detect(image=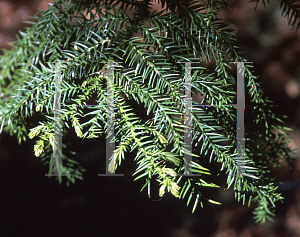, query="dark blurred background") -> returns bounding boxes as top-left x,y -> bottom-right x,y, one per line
1,0 -> 300,236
